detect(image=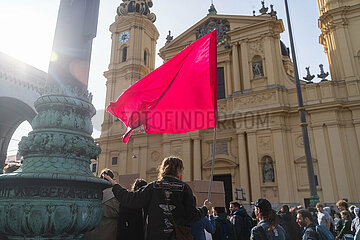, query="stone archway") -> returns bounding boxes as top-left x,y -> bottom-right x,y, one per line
0,52 -> 46,170
0,97 -> 37,170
